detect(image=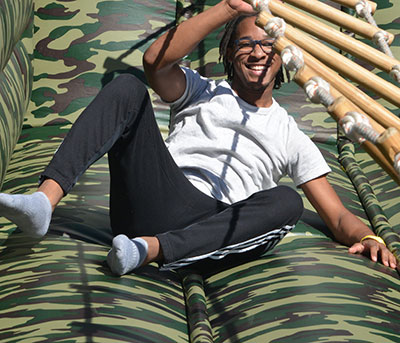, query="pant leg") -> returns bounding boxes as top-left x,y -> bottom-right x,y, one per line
104,79 -> 227,238
40,74 -> 157,195
41,73 -> 225,238
158,185 -> 304,270
41,73 -> 303,271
